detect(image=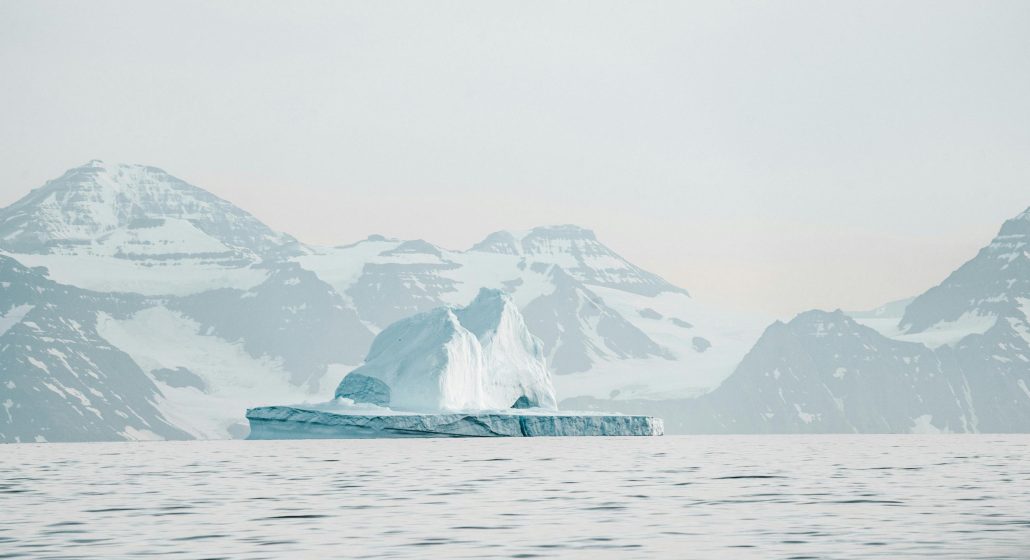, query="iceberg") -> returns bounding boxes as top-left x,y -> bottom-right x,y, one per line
247,289 -> 662,438
335,288 -> 557,411
247,403 -> 663,439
